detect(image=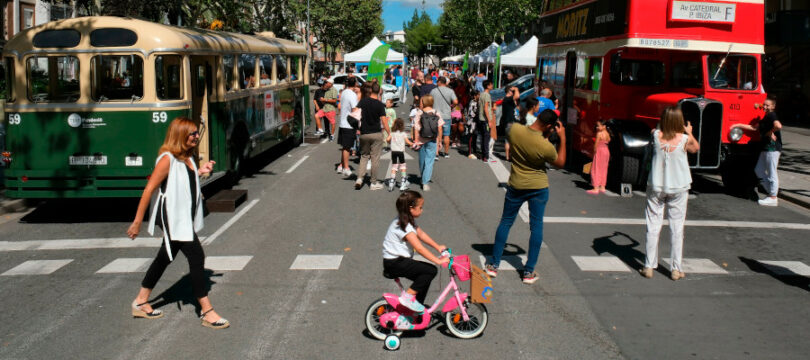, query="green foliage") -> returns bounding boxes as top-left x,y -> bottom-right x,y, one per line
388,39 -> 405,53
439,0 -> 543,52
404,10 -> 446,61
